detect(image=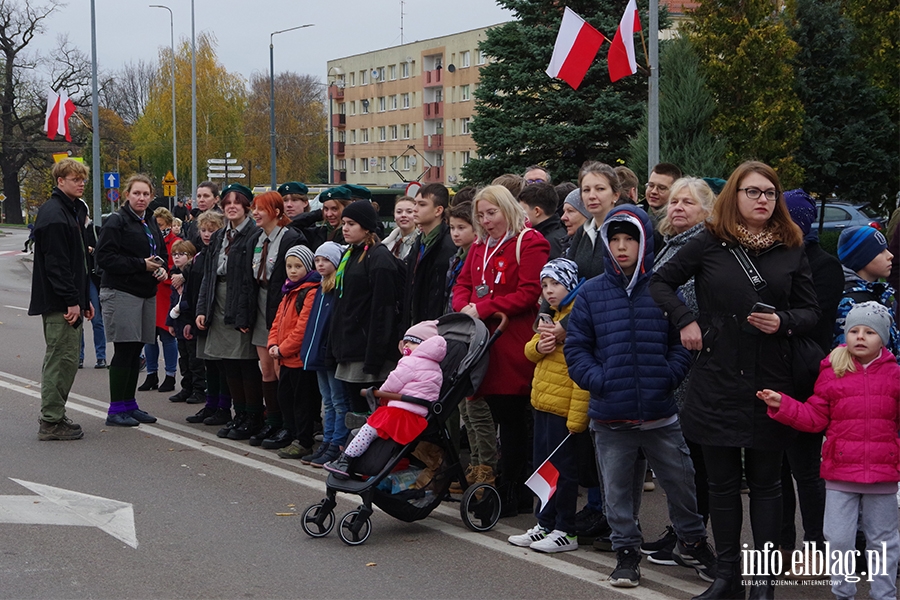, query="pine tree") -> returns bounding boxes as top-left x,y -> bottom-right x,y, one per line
461,0 -> 662,186
789,0 -> 898,208
686,0 -> 805,187
628,35 -> 727,180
